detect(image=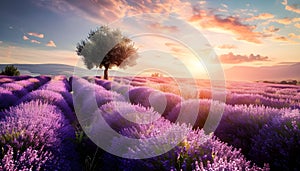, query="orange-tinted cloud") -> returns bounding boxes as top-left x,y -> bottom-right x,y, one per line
46,40 -> 57,47
165,42 -> 186,54
295,23 -> 300,28
285,4 -> 300,14
281,0 -> 300,13
282,0 -> 288,5
288,33 -> 300,39
170,47 -> 184,53
268,17 -> 300,25
165,42 -> 180,47
217,44 -> 237,49
247,13 -> 274,21
189,10 -> 262,43
273,17 -> 292,25
30,40 -> 41,44
28,32 -> 44,39
149,23 -> 178,32
198,1 -> 206,5
219,52 -> 269,64
264,25 -> 280,33
274,36 -> 289,41
23,35 -> 29,41
35,0 -> 190,23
